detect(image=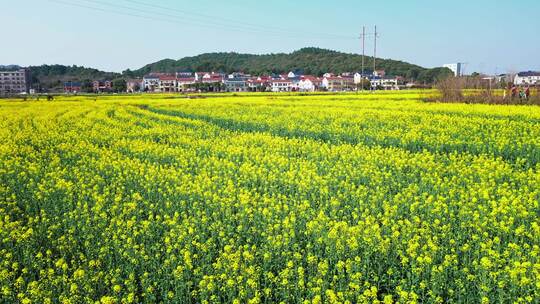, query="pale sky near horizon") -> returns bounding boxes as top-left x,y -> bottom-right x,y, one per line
2,0 -> 539,74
